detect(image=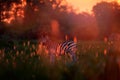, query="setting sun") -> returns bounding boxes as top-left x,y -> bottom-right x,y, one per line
66,0 -> 120,14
